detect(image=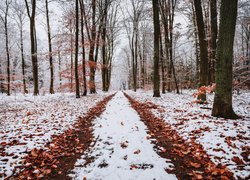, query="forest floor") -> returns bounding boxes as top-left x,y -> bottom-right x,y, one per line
0,90 -> 249,179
